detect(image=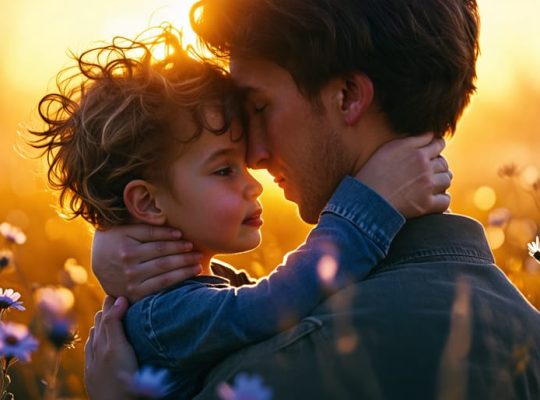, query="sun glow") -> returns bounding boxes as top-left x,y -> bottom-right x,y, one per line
2,1 -> 198,94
